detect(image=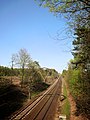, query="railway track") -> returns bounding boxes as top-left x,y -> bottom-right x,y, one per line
10,78 -> 61,120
